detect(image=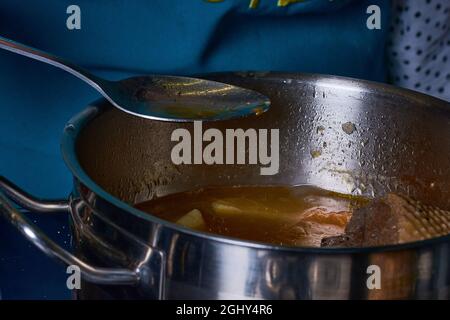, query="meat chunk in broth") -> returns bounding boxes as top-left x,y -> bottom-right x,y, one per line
321,193 -> 450,247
